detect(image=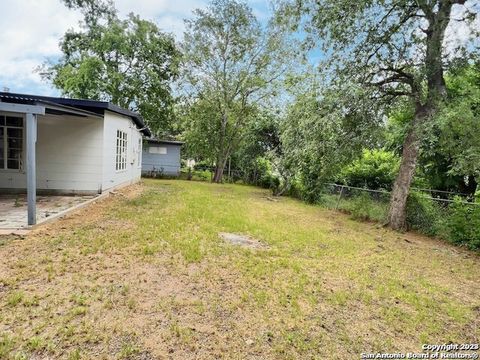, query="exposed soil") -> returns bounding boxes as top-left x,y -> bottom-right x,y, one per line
0,180 -> 478,360
219,232 -> 269,249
